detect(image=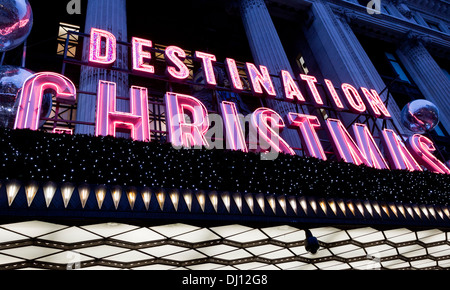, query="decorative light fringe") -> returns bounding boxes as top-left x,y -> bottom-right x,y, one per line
267,195 -> 276,214
61,183 -> 75,208
2,180 -> 450,225
126,187 -> 137,210
2,128 -> 449,215
256,194 -> 265,214
183,191 -> 192,212
337,200 -> 346,216
169,190 -> 179,211
111,186 -> 122,210
196,192 -> 206,212
43,181 -> 57,208
25,181 -> 39,207
221,192 -> 231,213
287,196 -> 297,215
209,192 -> 218,212
78,184 -> 90,209
156,191 -> 165,211
141,187 -> 152,211
278,196 -> 287,215
95,185 -> 107,209
233,193 -> 242,213
245,193 -> 254,213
